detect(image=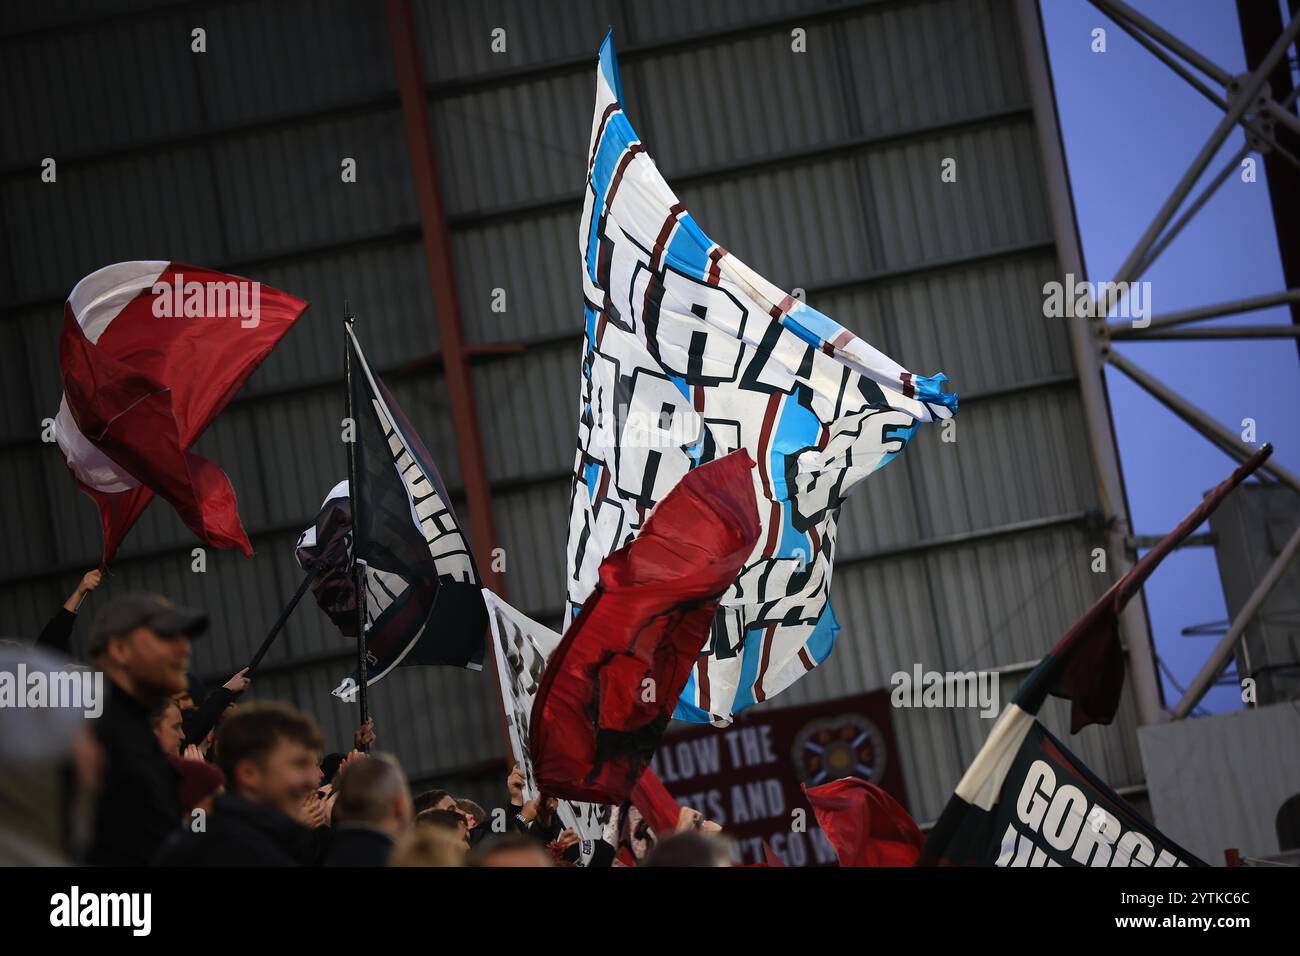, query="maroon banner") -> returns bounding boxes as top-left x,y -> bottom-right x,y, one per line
650,690 -> 907,866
